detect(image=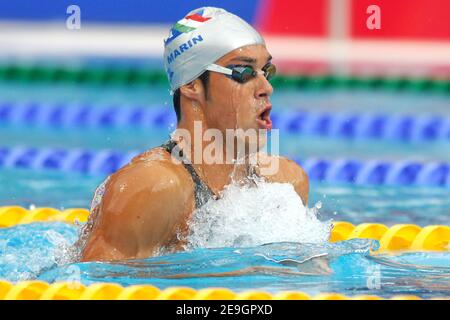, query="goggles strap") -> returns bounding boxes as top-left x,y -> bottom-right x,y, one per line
205,64 -> 233,76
